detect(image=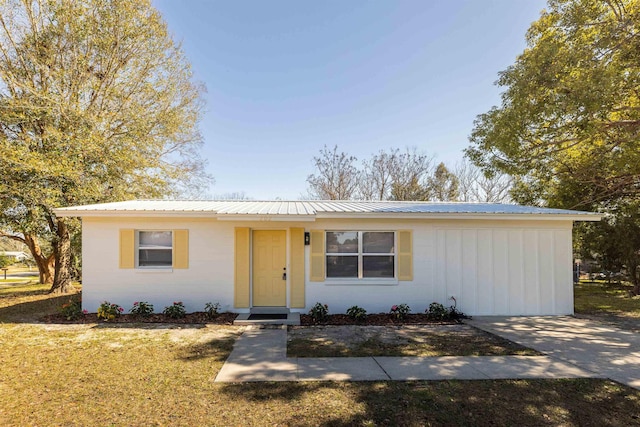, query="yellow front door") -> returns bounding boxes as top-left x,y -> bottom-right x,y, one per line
252,230 -> 286,306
